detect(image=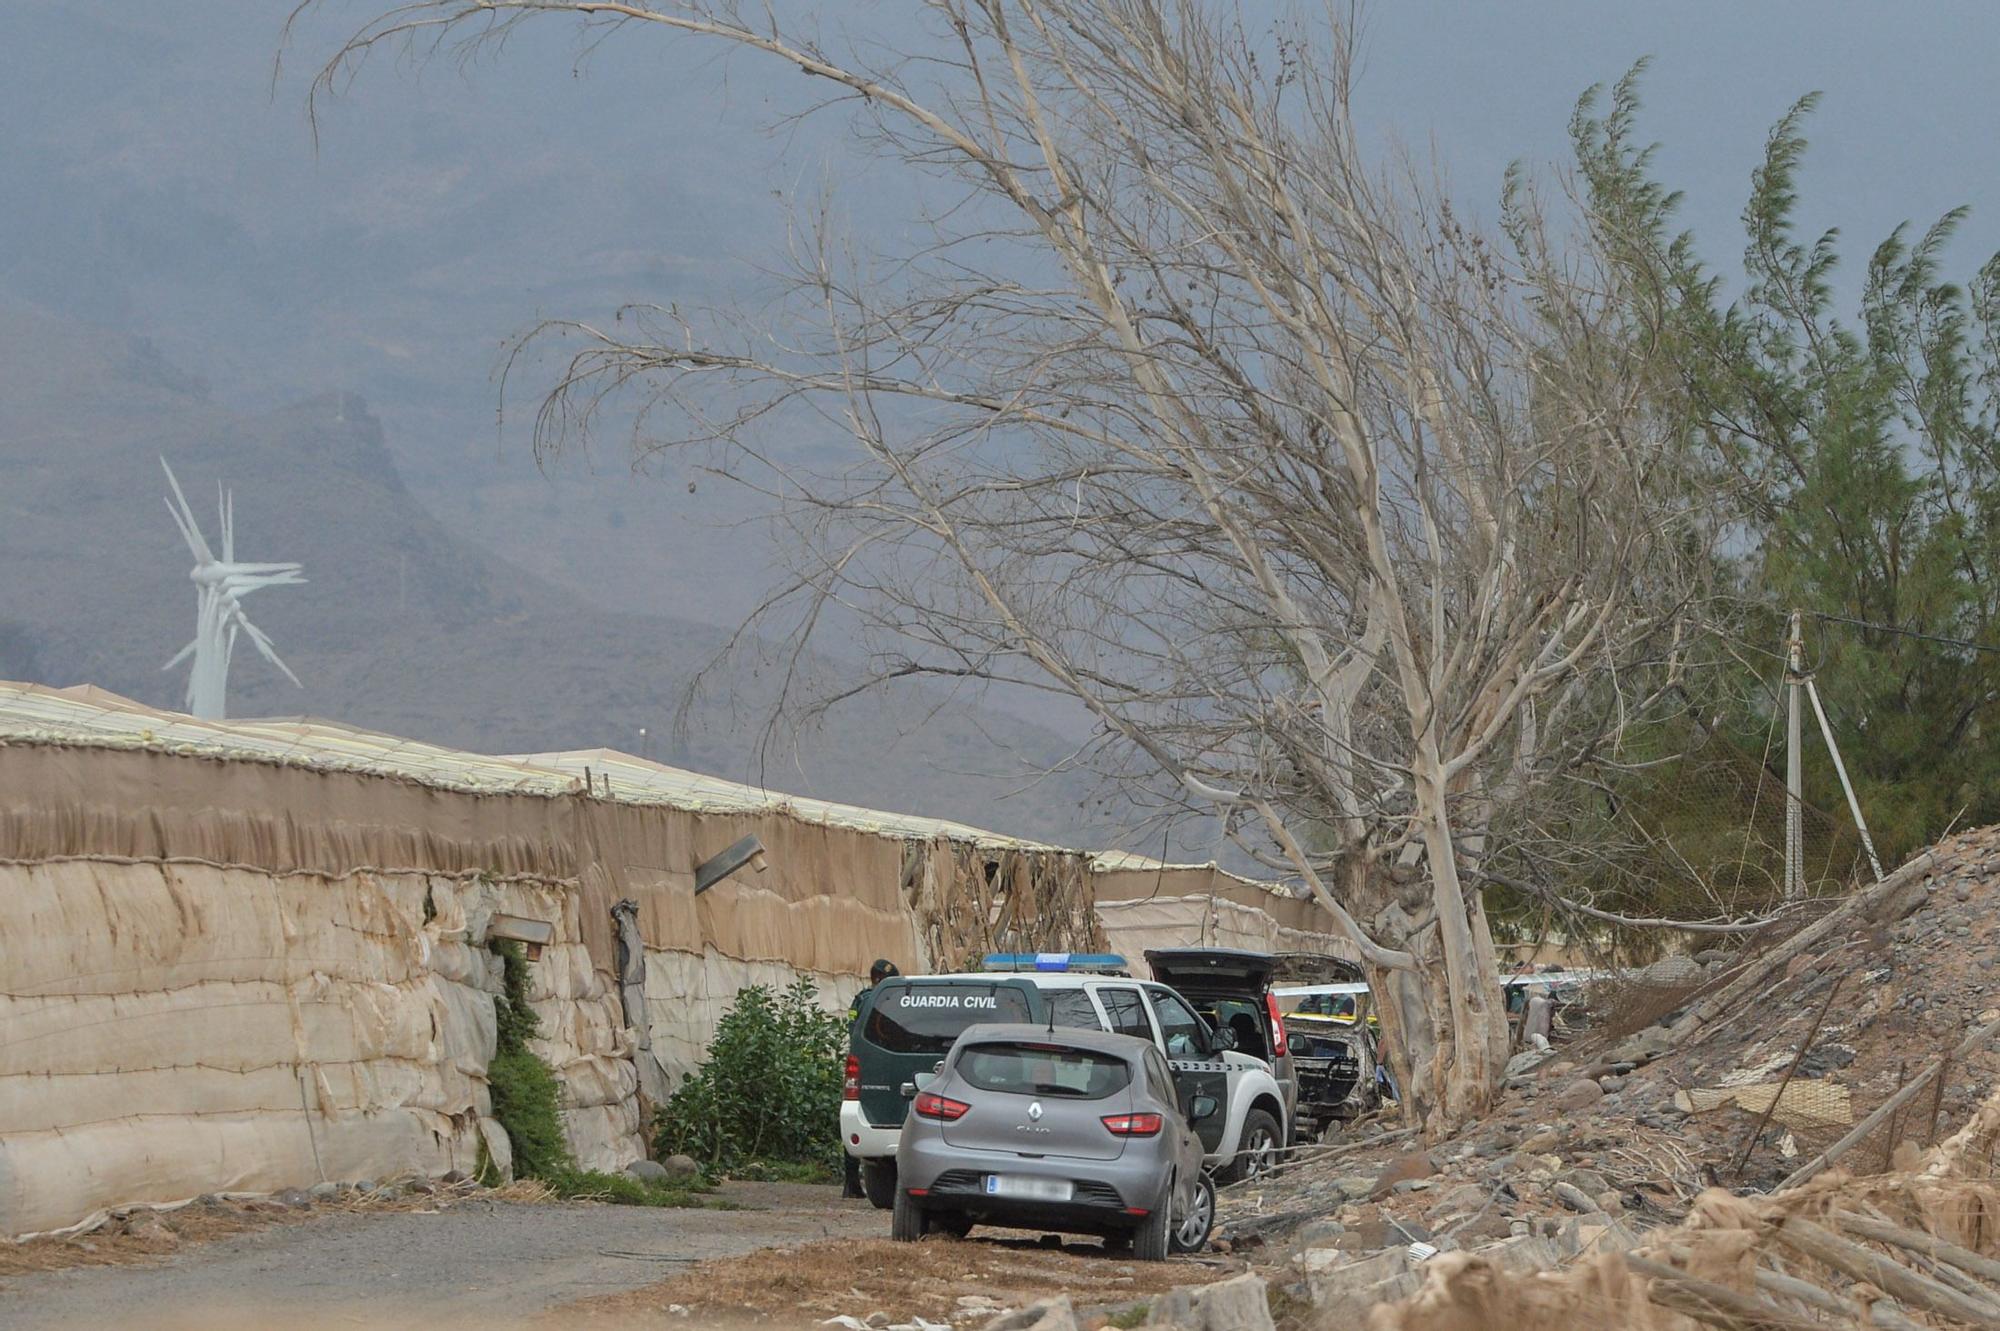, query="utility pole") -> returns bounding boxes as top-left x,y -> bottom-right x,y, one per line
1785,611 -> 1806,900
